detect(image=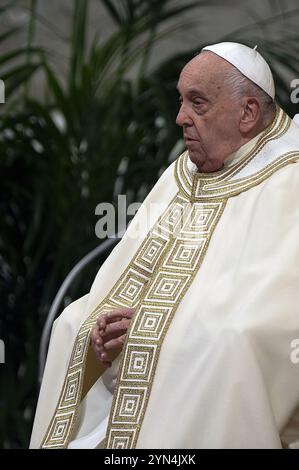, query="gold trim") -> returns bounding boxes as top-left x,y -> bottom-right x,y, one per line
41,107 -> 298,449
40,193 -> 181,448
105,199 -> 226,448
41,191 -> 226,449
175,108 -> 293,201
